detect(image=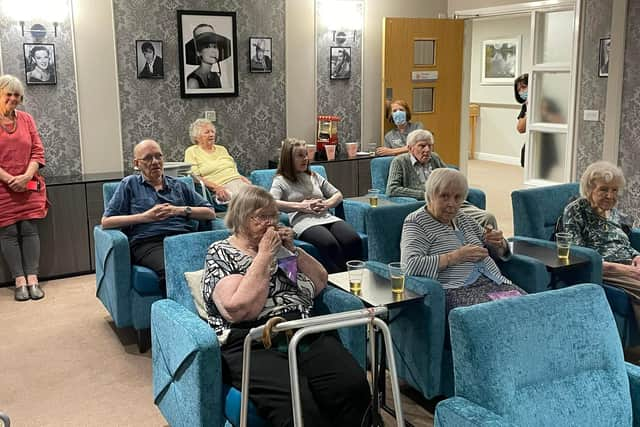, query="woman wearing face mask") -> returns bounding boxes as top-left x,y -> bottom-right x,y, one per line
376,99 -> 424,156
514,73 -> 528,167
